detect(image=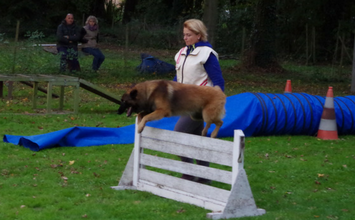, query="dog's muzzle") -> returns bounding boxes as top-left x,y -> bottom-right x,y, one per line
117,103 -> 133,117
